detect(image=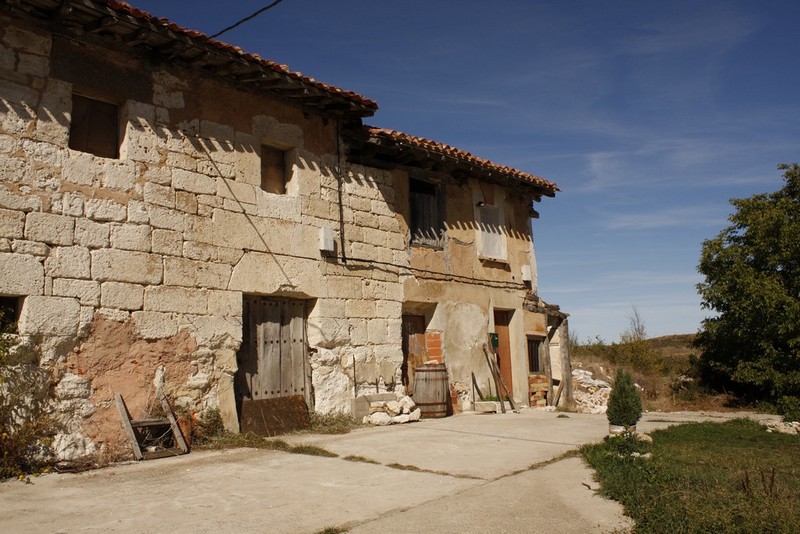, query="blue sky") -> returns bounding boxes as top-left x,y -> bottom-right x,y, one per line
133,0 -> 800,341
